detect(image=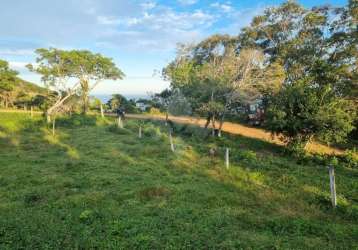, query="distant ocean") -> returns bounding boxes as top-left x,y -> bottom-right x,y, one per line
93,94 -> 150,103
